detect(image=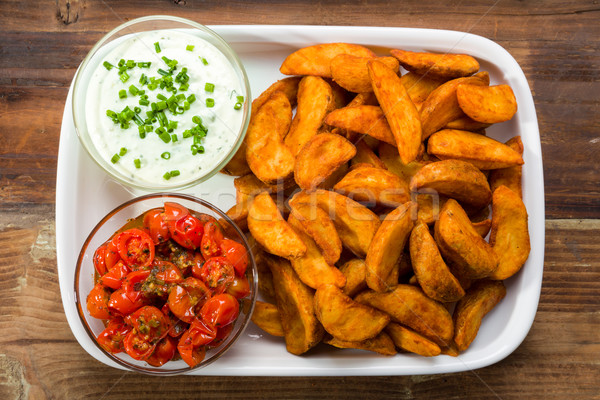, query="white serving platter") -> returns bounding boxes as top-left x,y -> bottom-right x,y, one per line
56,25 -> 545,376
